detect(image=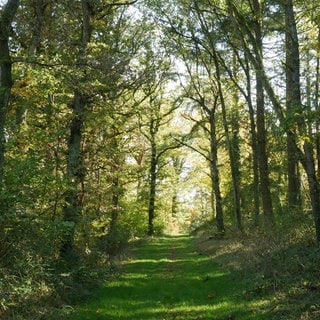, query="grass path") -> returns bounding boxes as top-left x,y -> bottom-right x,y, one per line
70,235 -> 270,320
